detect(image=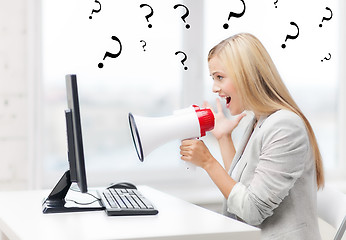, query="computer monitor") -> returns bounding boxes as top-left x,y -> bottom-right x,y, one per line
65,74 -> 87,193
42,74 -> 103,213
